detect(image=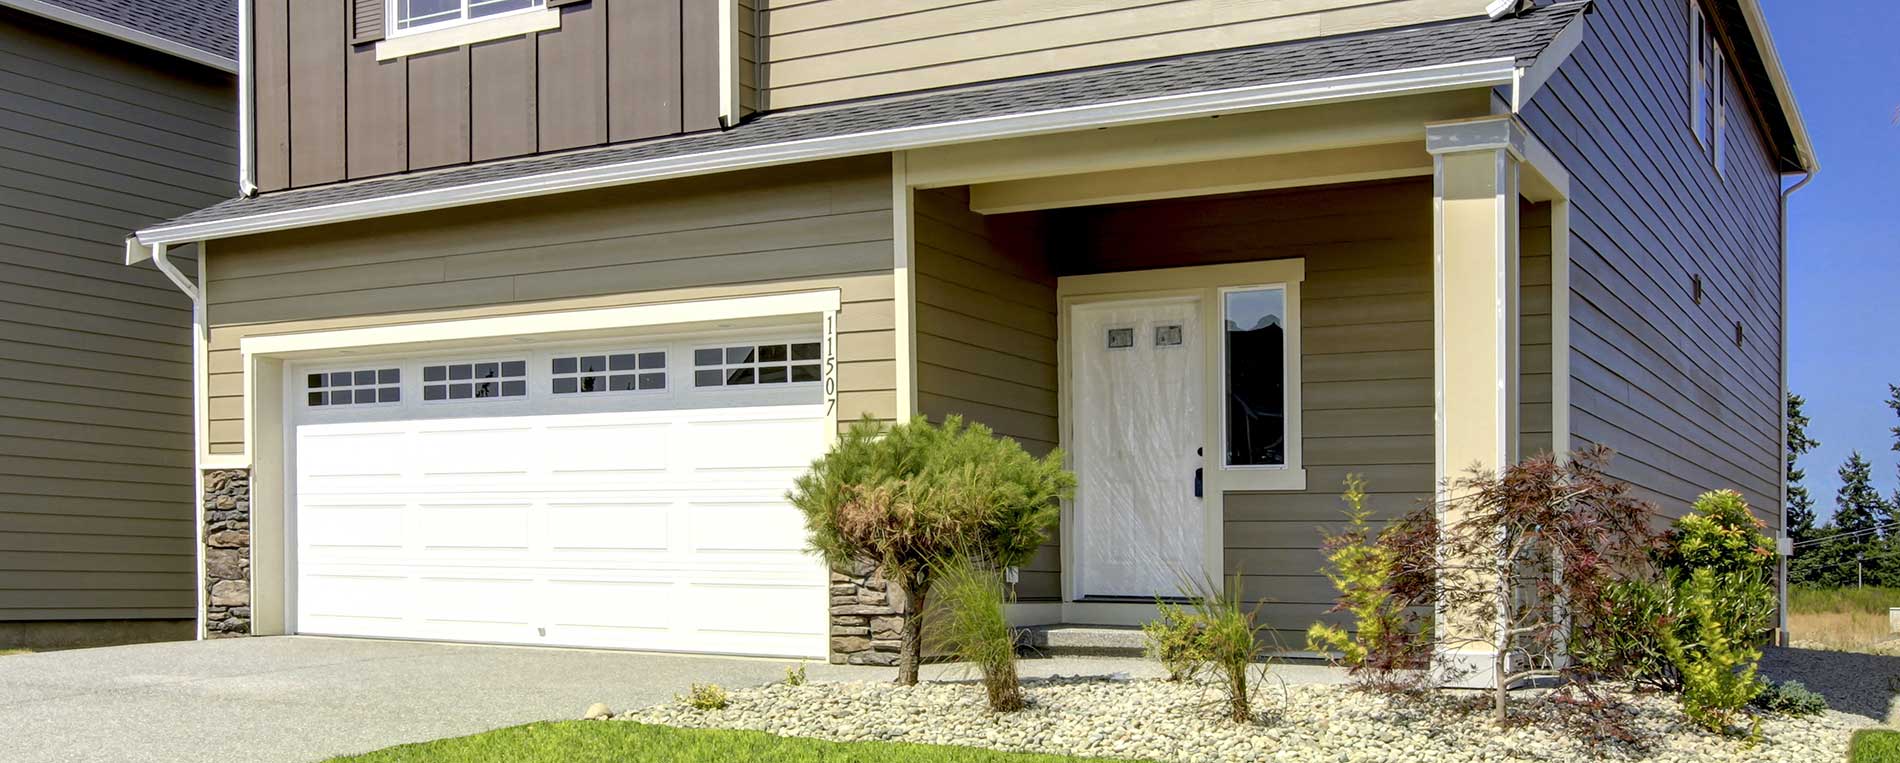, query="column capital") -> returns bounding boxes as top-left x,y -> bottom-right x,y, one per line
1424,116 -> 1527,159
